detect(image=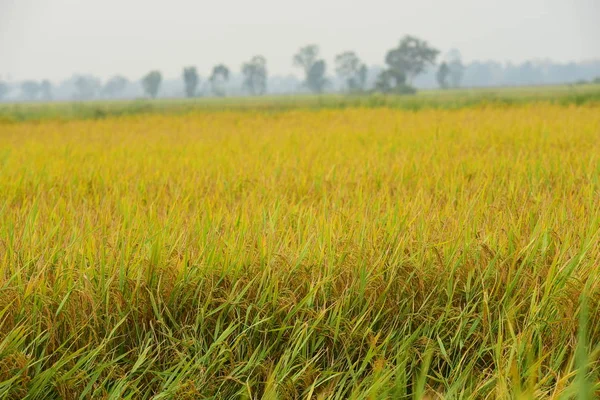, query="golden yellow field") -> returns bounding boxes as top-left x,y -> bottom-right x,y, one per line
1,104 -> 599,398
